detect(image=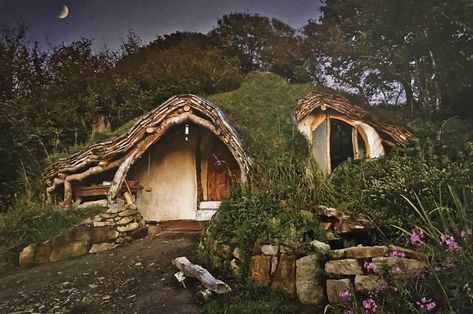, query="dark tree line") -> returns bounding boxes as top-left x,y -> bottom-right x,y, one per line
0,3 -> 472,209
305,0 -> 473,112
